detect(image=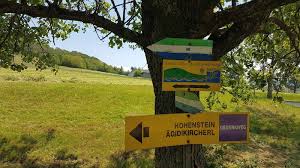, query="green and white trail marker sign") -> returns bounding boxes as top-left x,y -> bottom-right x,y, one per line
147,38 -> 215,61
175,91 -> 204,113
